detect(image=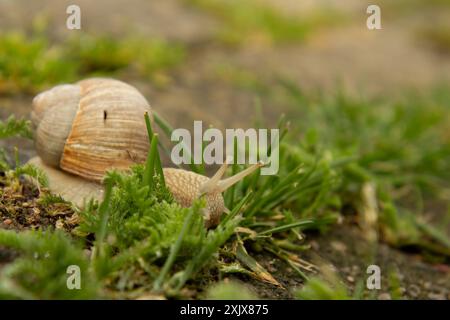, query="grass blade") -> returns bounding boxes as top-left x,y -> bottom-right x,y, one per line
143,134 -> 159,189
235,242 -> 282,288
